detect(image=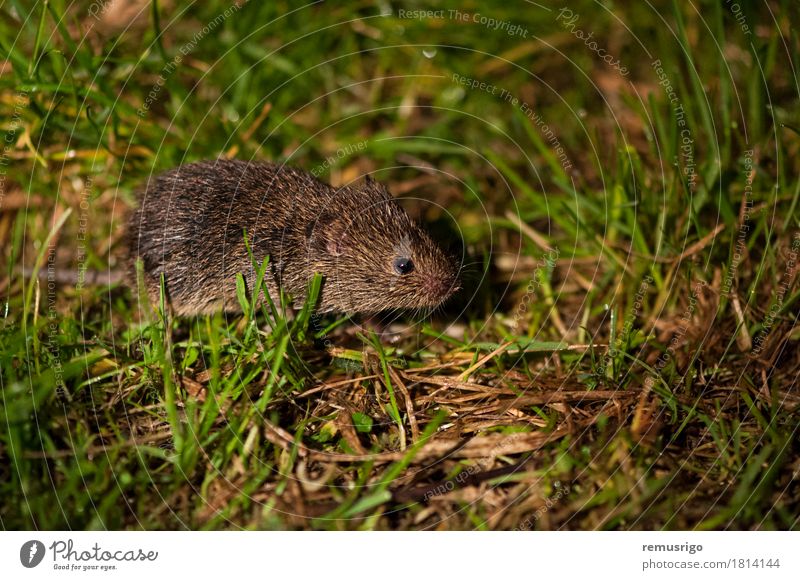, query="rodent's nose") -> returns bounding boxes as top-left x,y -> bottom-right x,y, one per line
424,275 -> 458,301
